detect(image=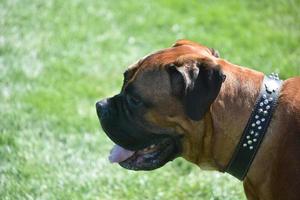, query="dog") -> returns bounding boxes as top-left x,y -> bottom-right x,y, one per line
96,40 -> 300,200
